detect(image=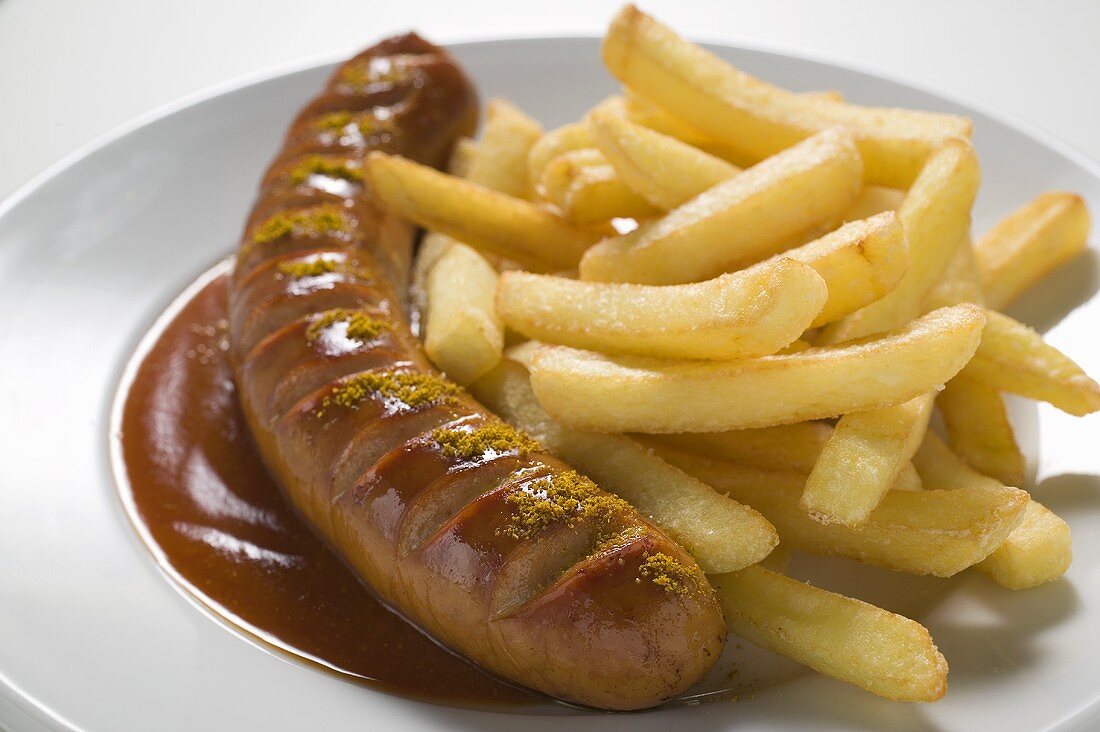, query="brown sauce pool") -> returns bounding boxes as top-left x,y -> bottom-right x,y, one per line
113,260 -> 544,710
